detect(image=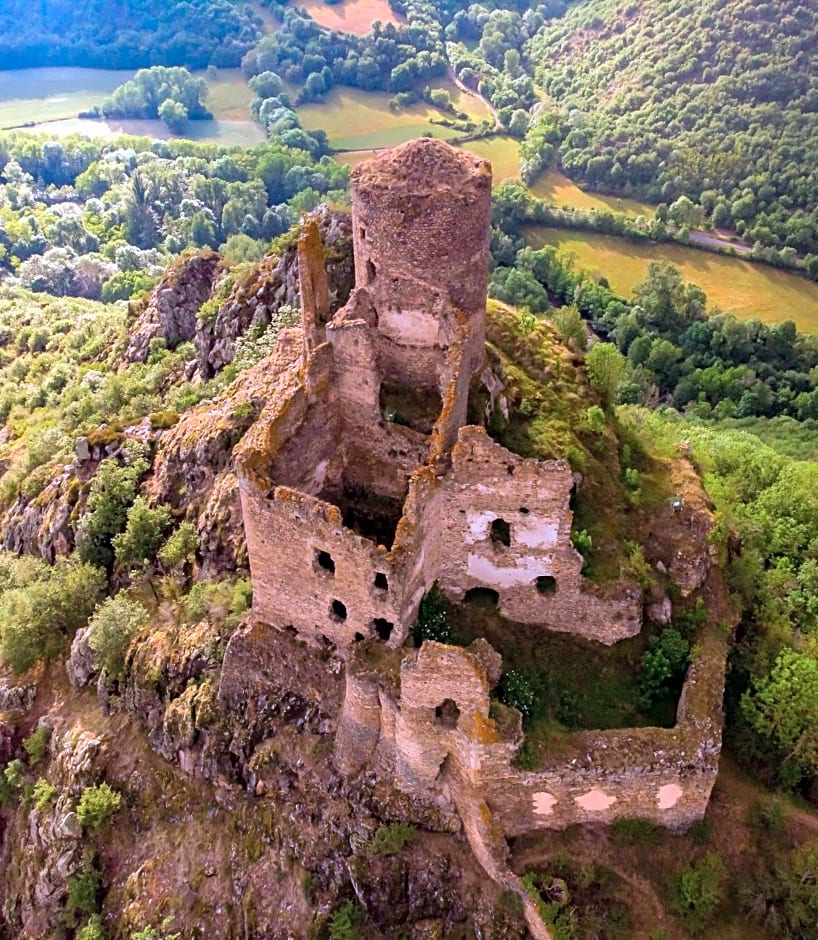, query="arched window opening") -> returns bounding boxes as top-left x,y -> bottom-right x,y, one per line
434,698 -> 461,729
